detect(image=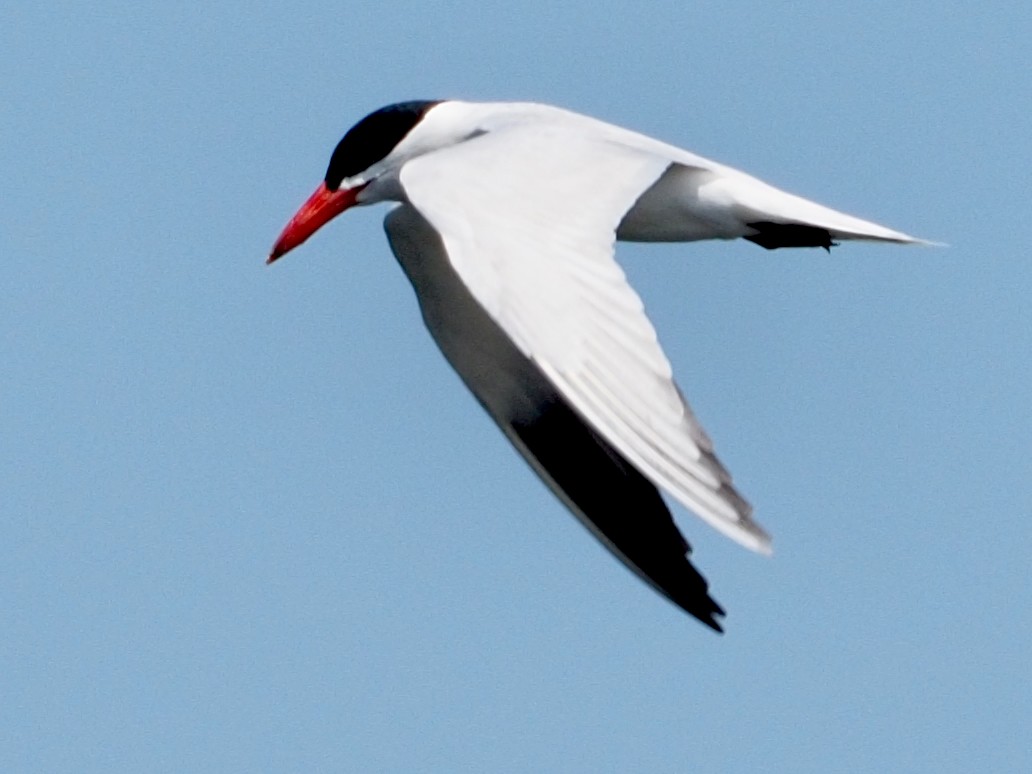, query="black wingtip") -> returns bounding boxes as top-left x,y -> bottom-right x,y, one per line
508,397 -> 731,634
670,590 -> 725,633
696,612 -> 725,634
